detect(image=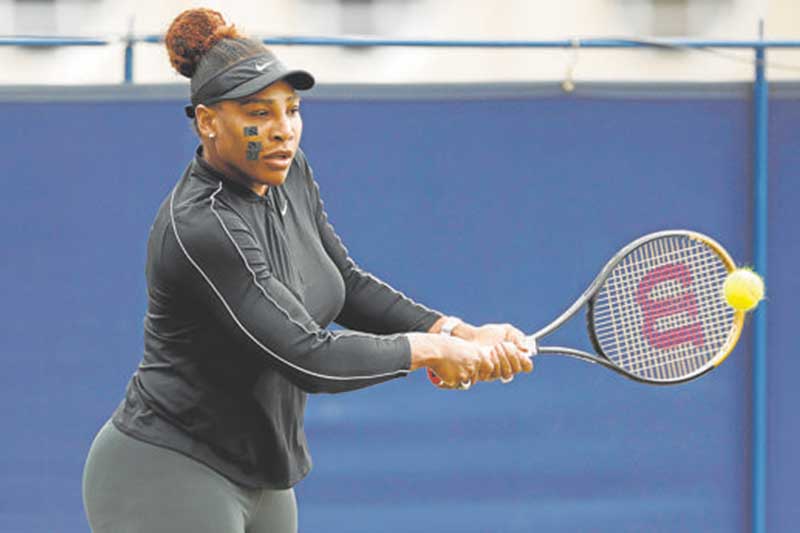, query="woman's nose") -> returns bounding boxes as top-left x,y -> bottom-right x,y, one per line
270,115 -> 294,141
